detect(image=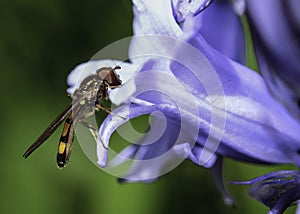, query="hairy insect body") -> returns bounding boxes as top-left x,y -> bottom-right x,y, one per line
23,66 -> 122,168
